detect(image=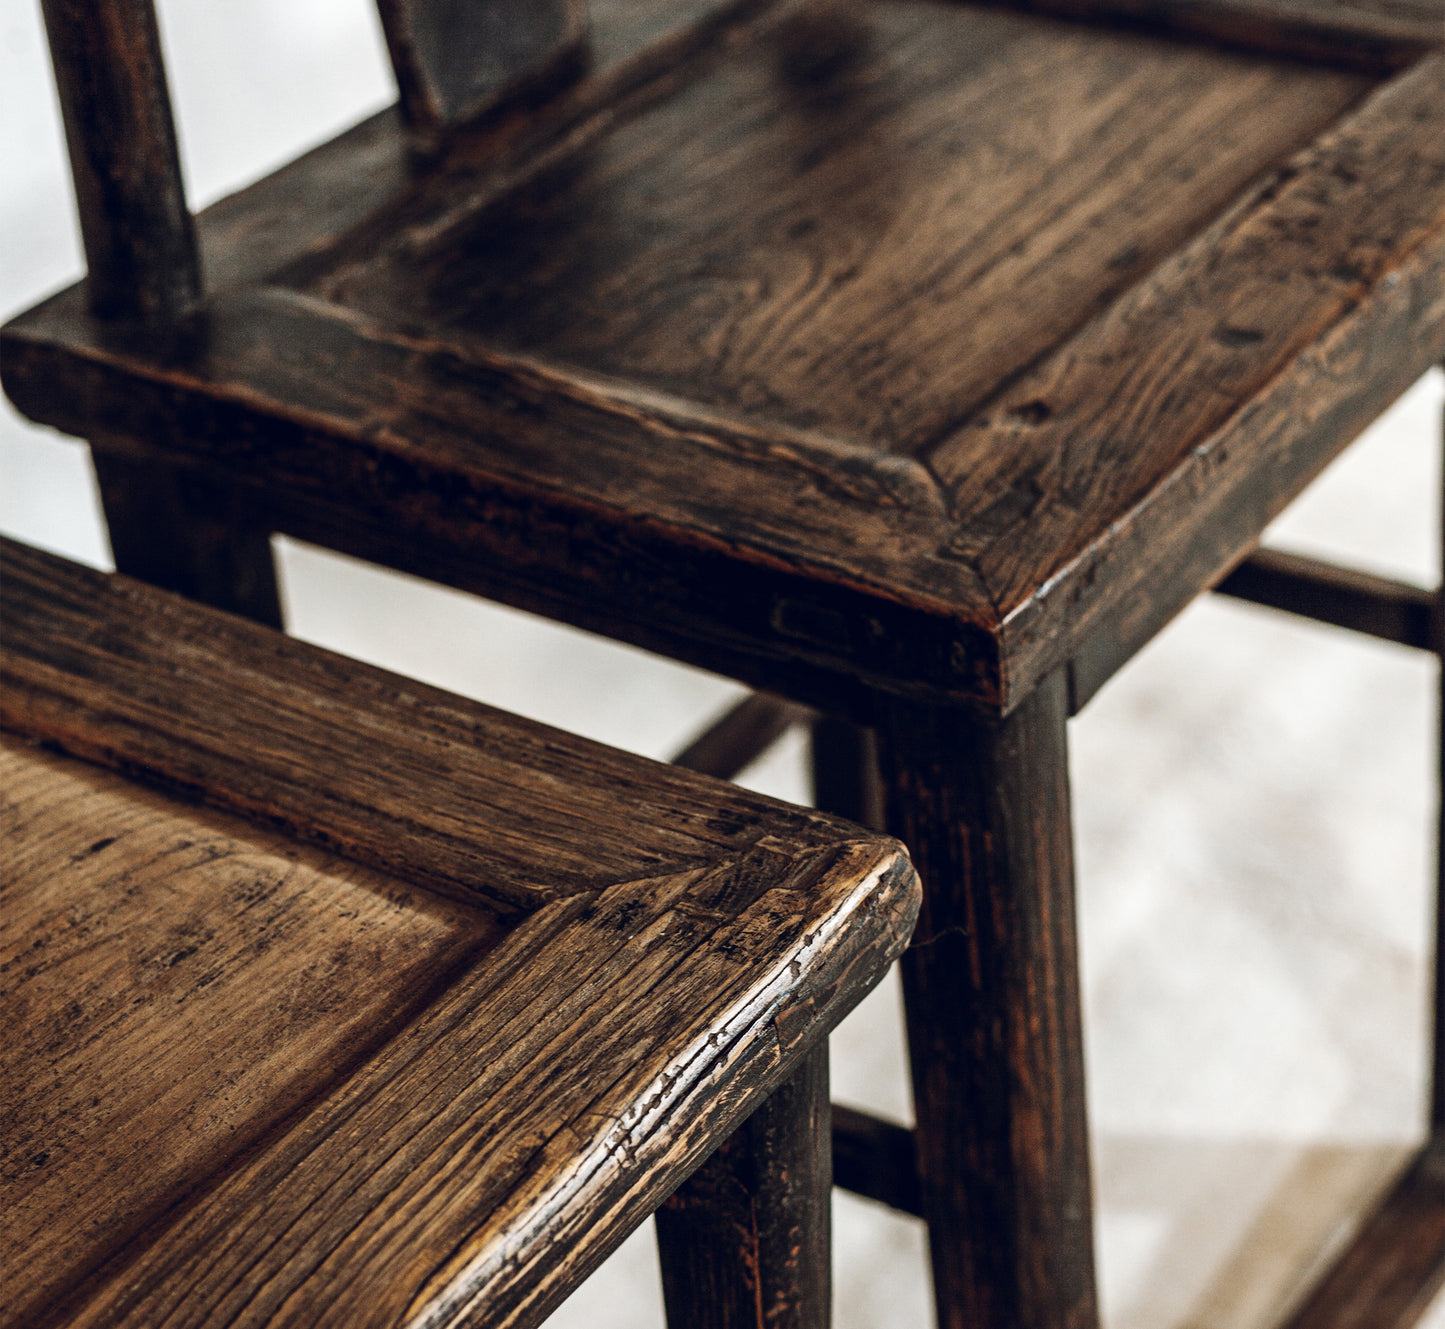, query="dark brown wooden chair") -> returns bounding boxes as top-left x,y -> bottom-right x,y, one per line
3,1 -> 1443,1325
0,536 -> 919,1329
